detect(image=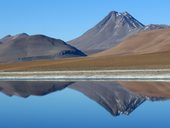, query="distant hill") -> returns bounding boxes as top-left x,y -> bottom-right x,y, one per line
69,11 -> 170,55
0,33 -> 86,63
